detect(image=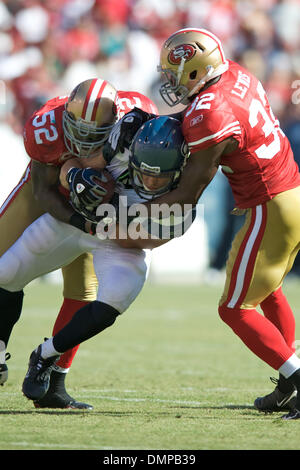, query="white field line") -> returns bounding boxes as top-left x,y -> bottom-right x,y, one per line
8,442 -> 147,450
